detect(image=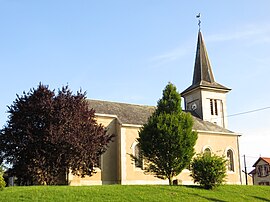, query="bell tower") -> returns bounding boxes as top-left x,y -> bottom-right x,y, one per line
181,31 -> 231,128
